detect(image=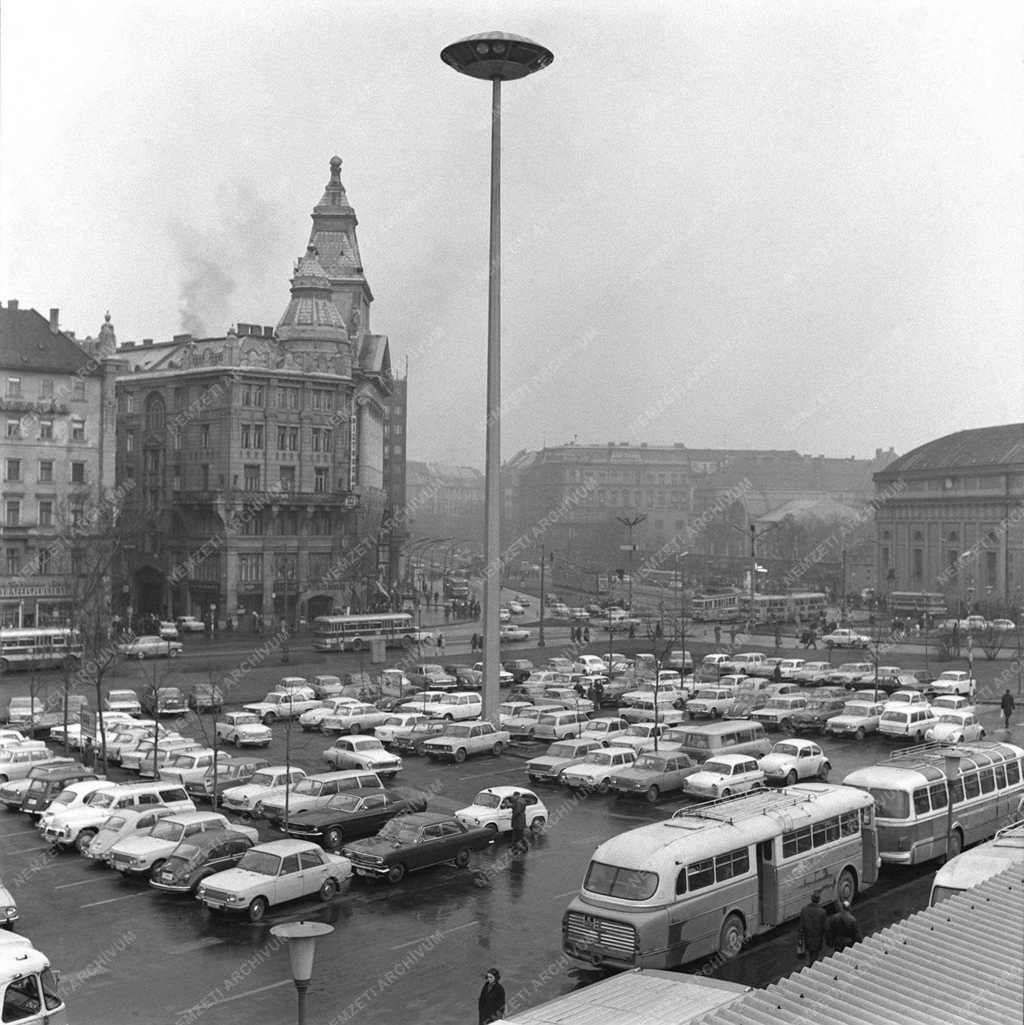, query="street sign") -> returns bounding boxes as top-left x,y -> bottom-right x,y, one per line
80,708 -> 96,742
370,638 -> 386,664
619,544 -> 638,551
